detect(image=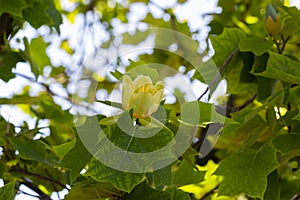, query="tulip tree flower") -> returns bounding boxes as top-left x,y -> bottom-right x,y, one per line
265,4 -> 282,35
122,75 -> 164,118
